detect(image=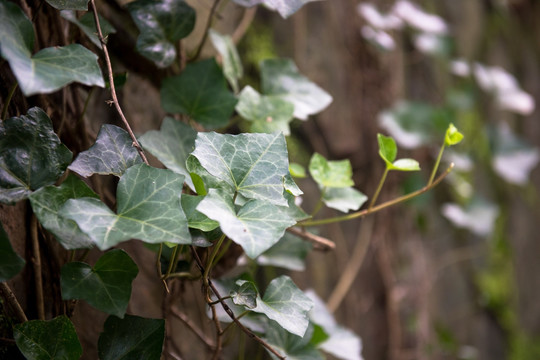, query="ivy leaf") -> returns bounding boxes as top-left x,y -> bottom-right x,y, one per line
191,132 -> 290,206
139,117 -> 197,190
209,29 -> 243,93
231,280 -> 258,309
263,321 -> 324,360
284,174 -> 303,196
127,0 -> 195,68
290,163 -> 307,178
196,189 -> 296,259
29,174 -> 98,250
388,158 -> 420,171
236,86 -> 295,135
309,153 -> 354,188
322,187 -> 367,213
45,0 -> 88,10
60,164 -> 191,250
378,134 -> 420,171
251,275 -> 313,336
0,107 -> 72,204
260,58 -> 332,120
69,124 -> 143,178
181,195 -> 219,231
60,11 -> 116,49
257,232 -> 311,271
98,315 -> 165,360
14,315 -> 82,360
161,58 -> 237,128
445,123 -> 464,146
0,1 -> 104,95
61,249 -> 138,318
282,191 -> 310,222
232,0 -> 321,19
0,222 -> 25,282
